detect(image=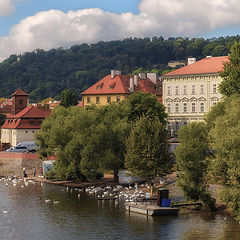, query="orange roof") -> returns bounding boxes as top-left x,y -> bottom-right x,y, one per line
76,101 -> 83,107
2,105 -> 51,129
81,74 -> 159,95
11,88 -> 29,96
163,56 -> 229,76
6,105 -> 51,119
